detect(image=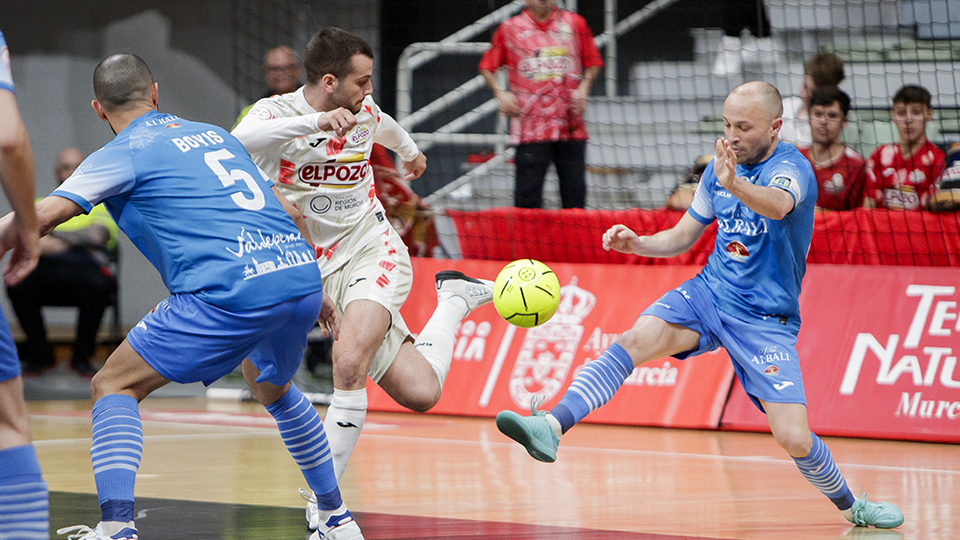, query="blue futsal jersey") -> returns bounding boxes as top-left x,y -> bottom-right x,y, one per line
687,142 -> 817,332
0,31 -> 13,93
52,110 -> 322,311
